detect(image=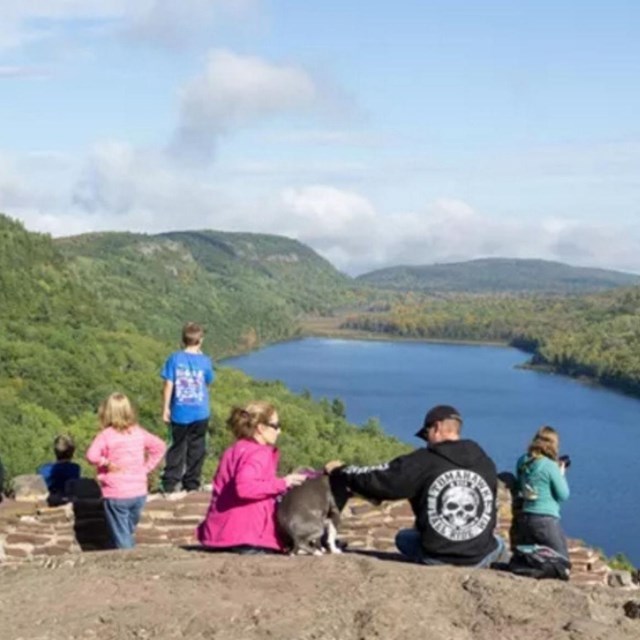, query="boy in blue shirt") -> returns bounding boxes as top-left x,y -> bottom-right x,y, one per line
37,434 -> 82,504
161,322 -> 215,493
